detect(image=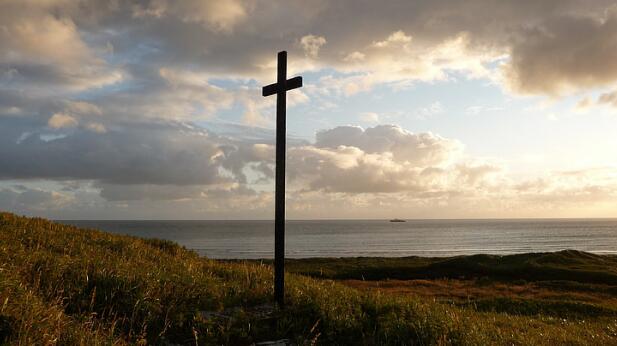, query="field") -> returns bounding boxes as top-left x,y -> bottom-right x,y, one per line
2,212 -> 617,345
282,254 -> 617,320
